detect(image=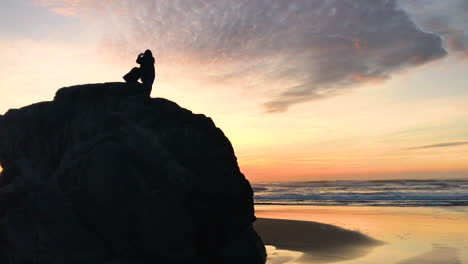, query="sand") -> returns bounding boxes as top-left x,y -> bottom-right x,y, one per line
254,218 -> 382,263
254,205 -> 468,264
